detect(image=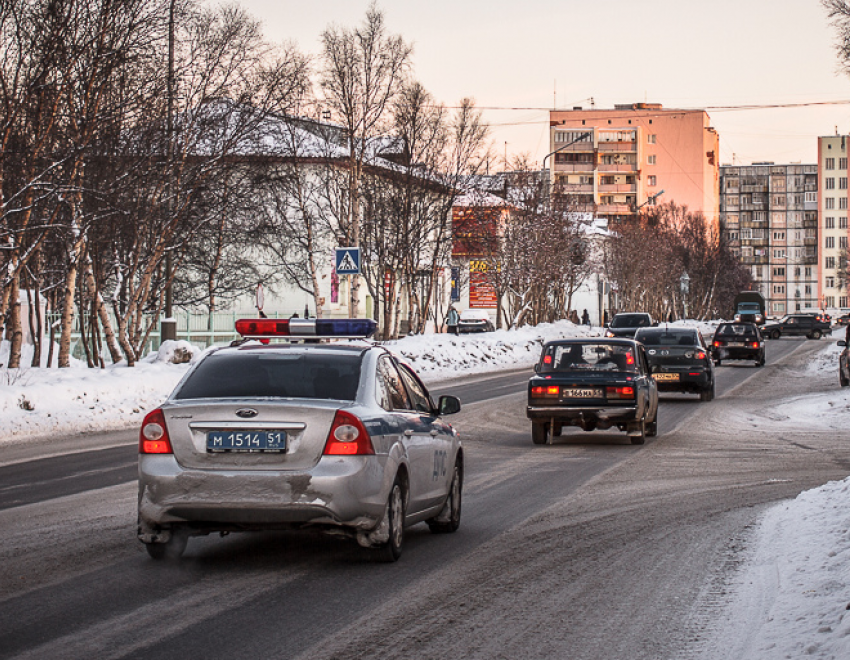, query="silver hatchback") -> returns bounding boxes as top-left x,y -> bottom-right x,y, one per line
138,319 -> 463,561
